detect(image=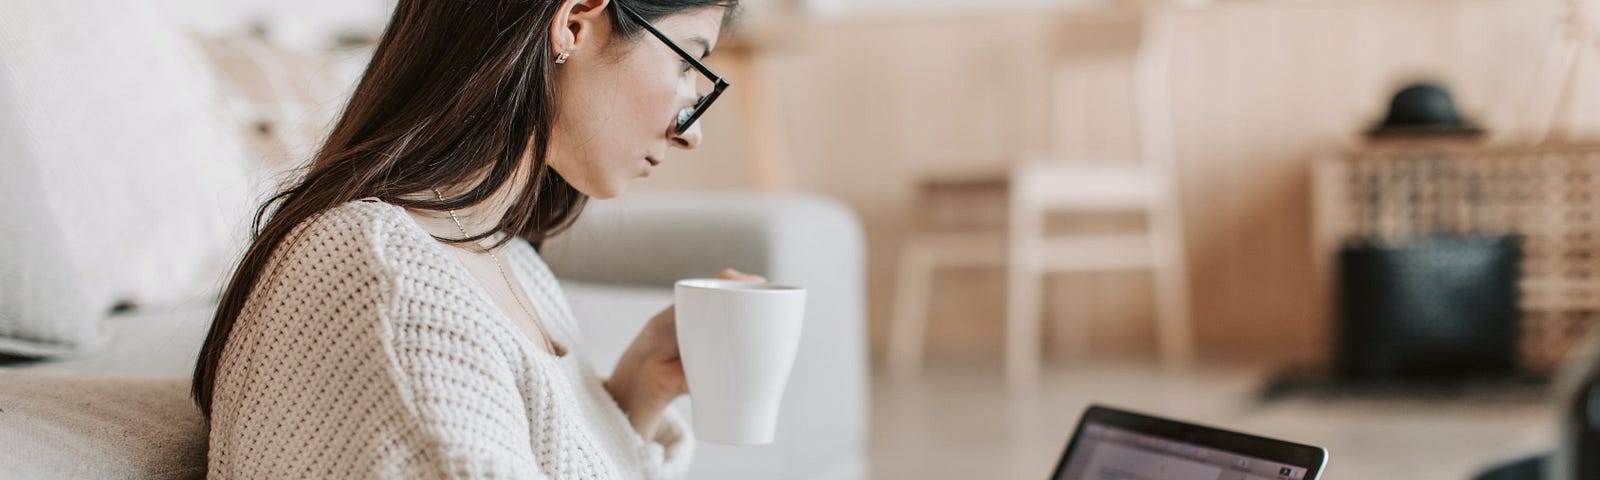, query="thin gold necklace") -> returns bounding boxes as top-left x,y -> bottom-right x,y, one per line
433,190 -> 559,356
